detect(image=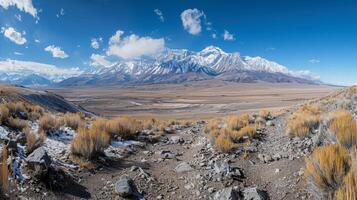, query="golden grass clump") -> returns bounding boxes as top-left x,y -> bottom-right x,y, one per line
328,110 -> 357,149
227,114 -> 249,131
0,145 -> 8,193
63,112 -> 84,131
215,131 -> 236,152
305,144 -> 351,198
26,131 -> 45,154
39,114 -> 62,134
286,105 -> 321,137
106,116 -> 141,139
230,125 -> 257,140
334,165 -> 357,200
71,119 -> 110,159
7,117 -> 28,131
0,105 -> 9,125
205,118 -> 222,139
